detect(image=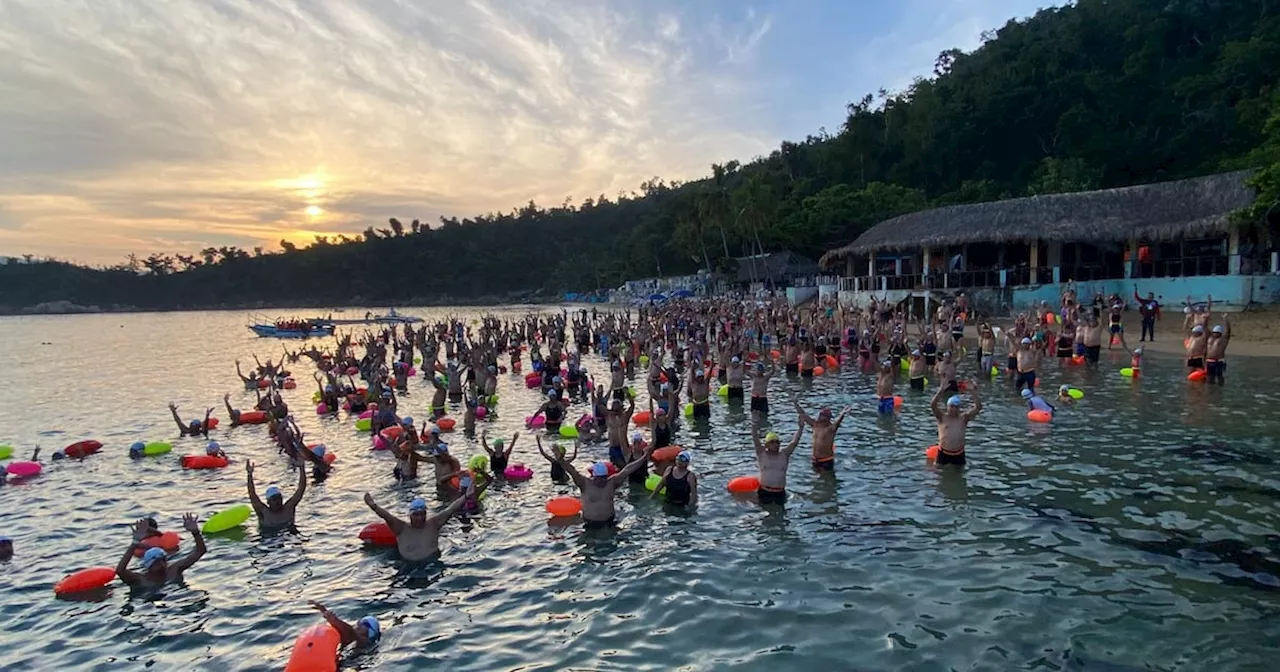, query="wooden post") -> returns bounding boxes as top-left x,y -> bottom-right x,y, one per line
1125,237 -> 1137,279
